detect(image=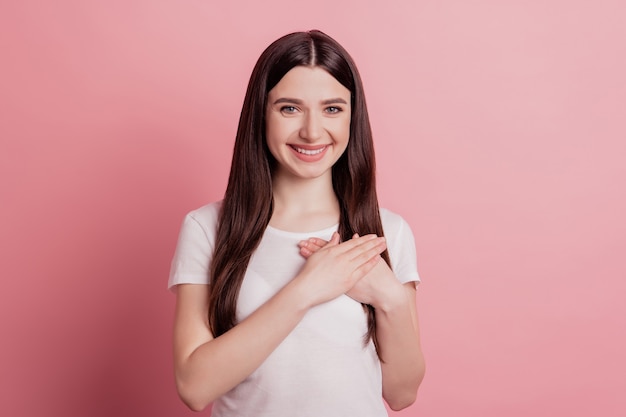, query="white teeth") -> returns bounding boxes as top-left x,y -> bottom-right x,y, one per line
294,146 -> 326,155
